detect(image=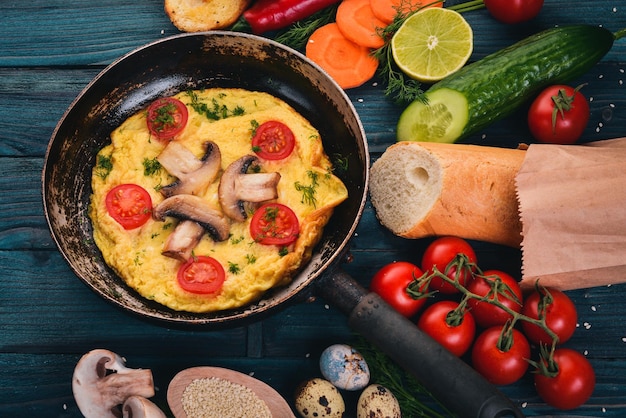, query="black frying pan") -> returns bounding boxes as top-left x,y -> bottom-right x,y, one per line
42,32 -> 523,417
